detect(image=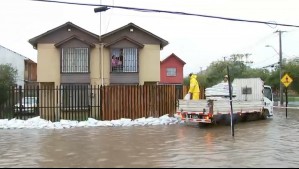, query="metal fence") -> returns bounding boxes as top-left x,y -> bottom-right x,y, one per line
0,84 -> 185,121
